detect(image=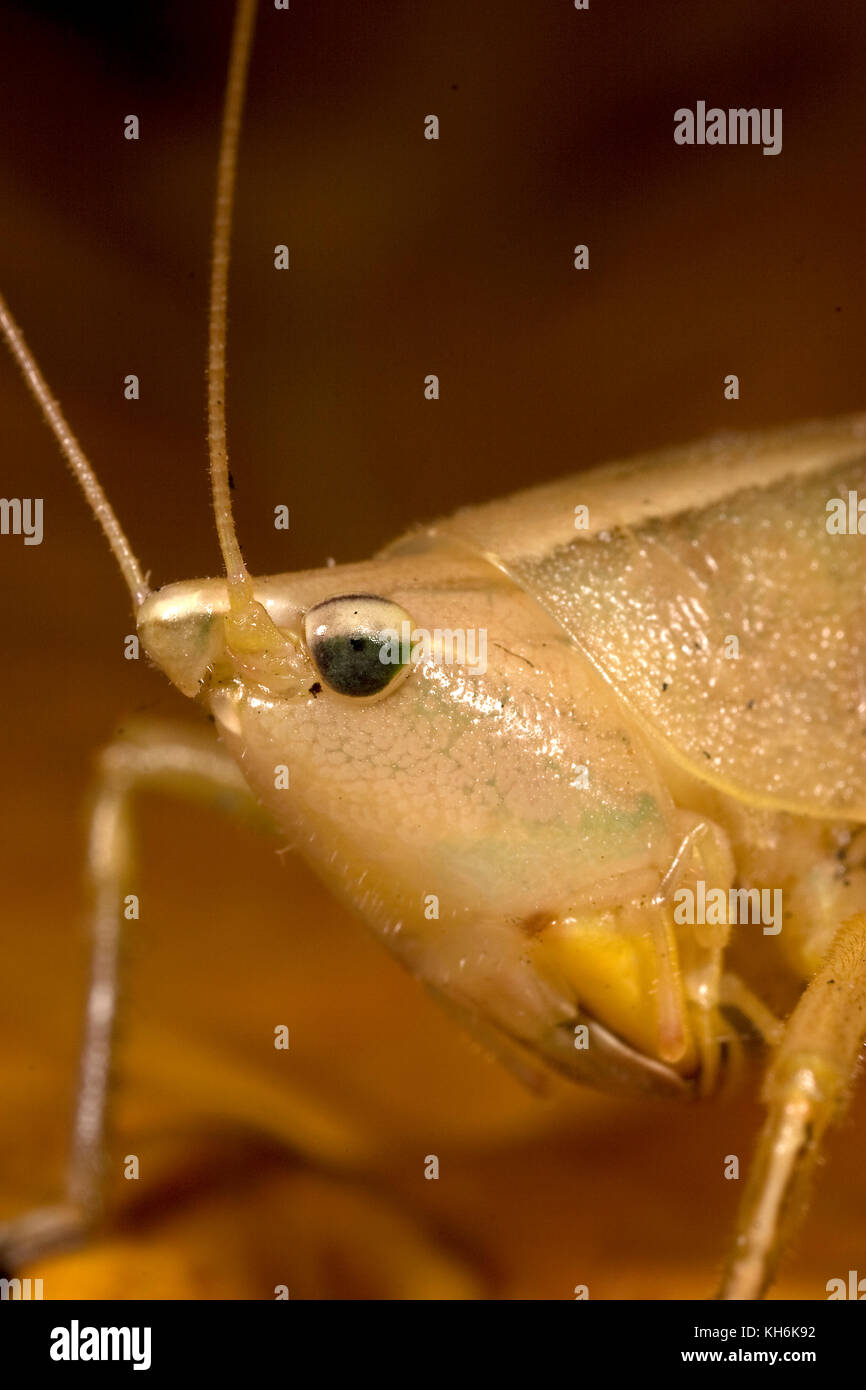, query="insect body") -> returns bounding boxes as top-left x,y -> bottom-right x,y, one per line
2,0 -> 866,1301
140,416 -> 866,1107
